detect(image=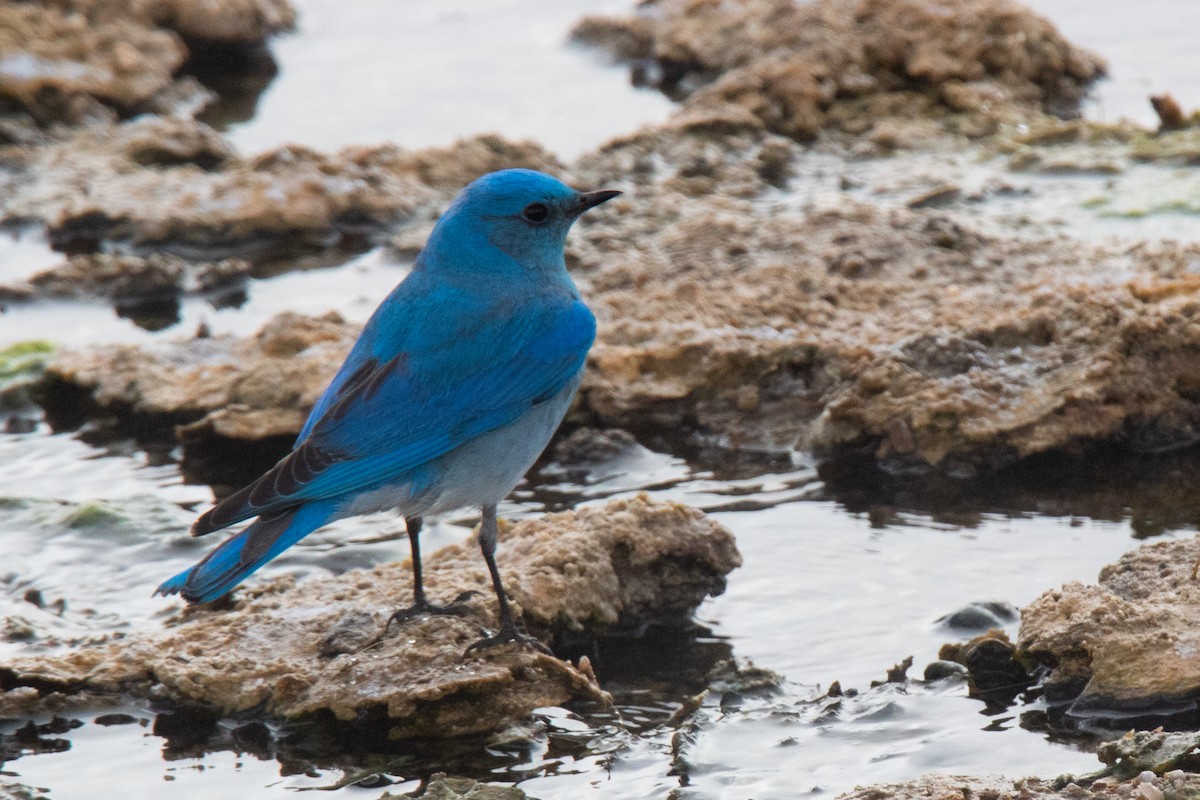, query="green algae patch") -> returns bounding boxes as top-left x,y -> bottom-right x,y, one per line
60,501 -> 127,529
1130,128 -> 1200,165
0,341 -> 54,378
0,341 -> 55,409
